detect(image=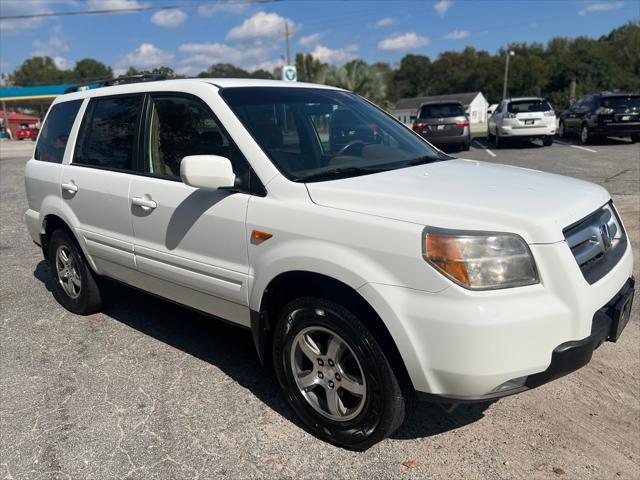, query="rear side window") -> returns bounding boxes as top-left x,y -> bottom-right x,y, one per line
74,95 -> 142,171
508,100 -> 552,113
34,100 -> 82,163
419,103 -> 465,118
